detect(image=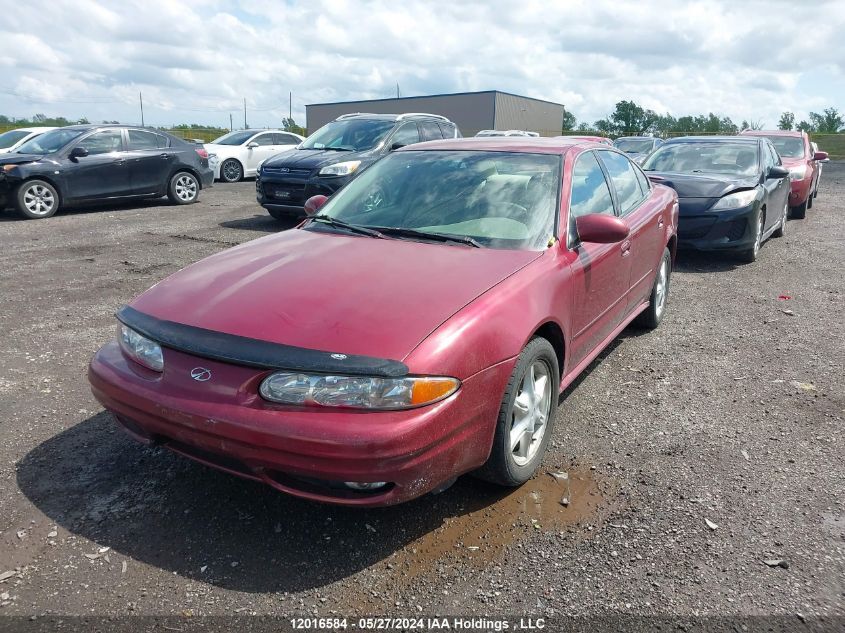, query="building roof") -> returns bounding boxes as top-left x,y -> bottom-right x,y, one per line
394,136 -> 602,154
307,89 -> 565,109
